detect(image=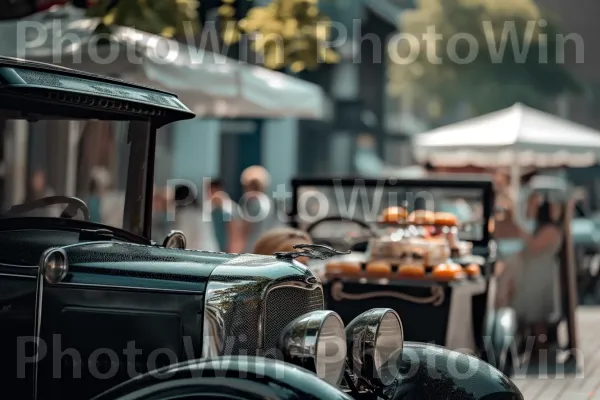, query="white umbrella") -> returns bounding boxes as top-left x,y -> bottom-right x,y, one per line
0,5 -> 325,119
413,103 -> 600,169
